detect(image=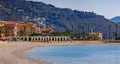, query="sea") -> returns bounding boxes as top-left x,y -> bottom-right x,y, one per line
25,44 -> 120,64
